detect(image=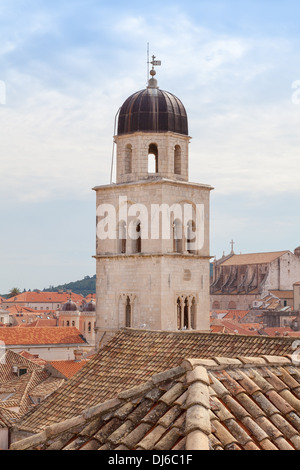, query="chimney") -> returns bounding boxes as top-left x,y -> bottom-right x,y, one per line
74,349 -> 84,362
